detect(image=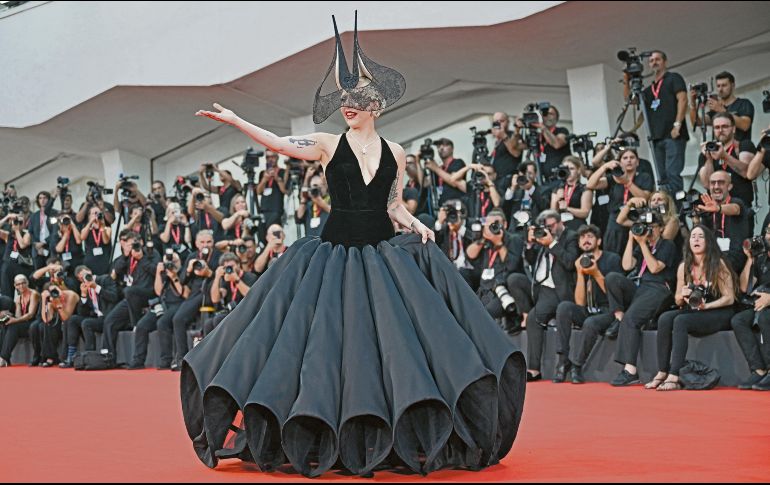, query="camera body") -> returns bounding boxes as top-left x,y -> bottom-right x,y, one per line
418,138 -> 434,161
629,205 -> 664,237
442,200 -> 466,225
203,163 -> 216,179
744,236 -> 767,258
580,252 -> 594,269
568,132 -> 597,156
193,260 -> 204,271
676,189 -> 705,216
309,186 -> 322,198
148,297 -> 165,317
551,165 -> 569,181
687,284 -> 708,309
762,90 -> 770,114
469,127 -> 491,165
705,141 -> 720,152
617,48 -> 652,92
